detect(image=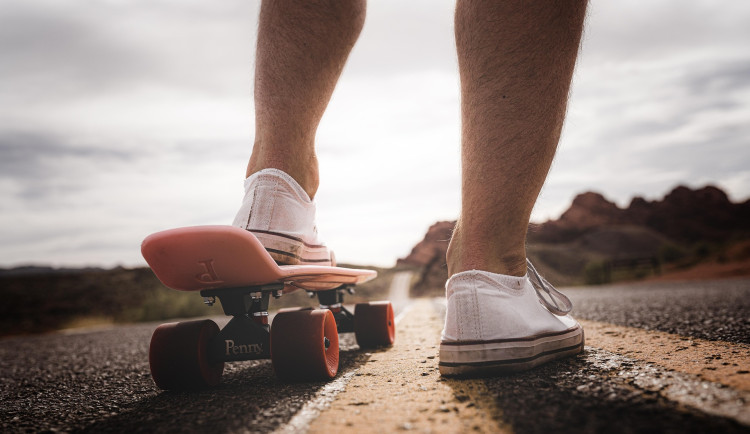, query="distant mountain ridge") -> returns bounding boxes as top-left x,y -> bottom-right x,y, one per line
530,186 -> 750,244
0,266 -> 108,277
399,185 -> 750,292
